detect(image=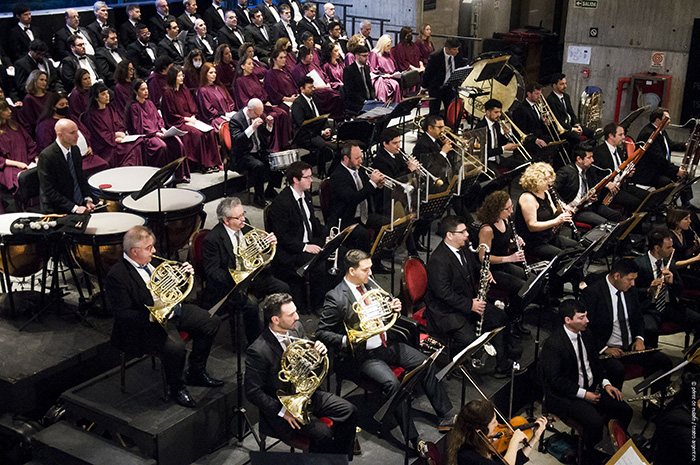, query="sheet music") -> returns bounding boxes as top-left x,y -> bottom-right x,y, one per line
186,120 -> 214,133
163,126 -> 188,138
306,69 -> 328,88
119,134 -> 143,143
222,111 -> 237,120
605,439 -> 650,465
